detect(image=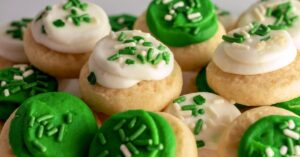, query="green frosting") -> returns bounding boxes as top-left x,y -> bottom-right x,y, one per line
275,97 -> 300,116
9,92 -> 98,157
238,115 -> 300,157
88,110 -> 176,157
109,14 -> 137,31
0,65 -> 58,121
146,0 -> 218,47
